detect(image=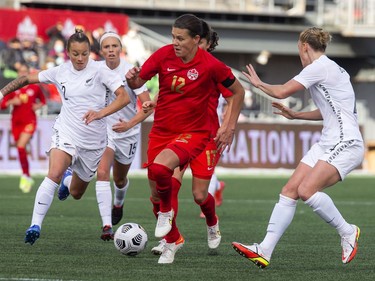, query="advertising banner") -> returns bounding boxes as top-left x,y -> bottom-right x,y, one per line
0,118 -> 363,173
0,8 -> 129,42
140,121 -> 323,169
0,116 -> 141,172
